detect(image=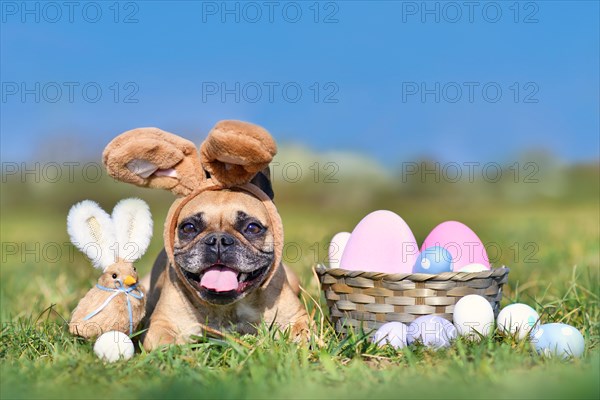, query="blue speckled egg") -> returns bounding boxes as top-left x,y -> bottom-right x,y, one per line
407,315 -> 457,349
372,322 -> 408,349
531,323 -> 585,359
412,246 -> 453,274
